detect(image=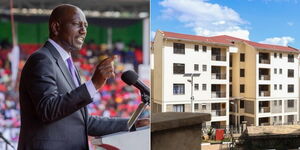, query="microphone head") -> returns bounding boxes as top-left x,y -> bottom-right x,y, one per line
121,70 -> 139,85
